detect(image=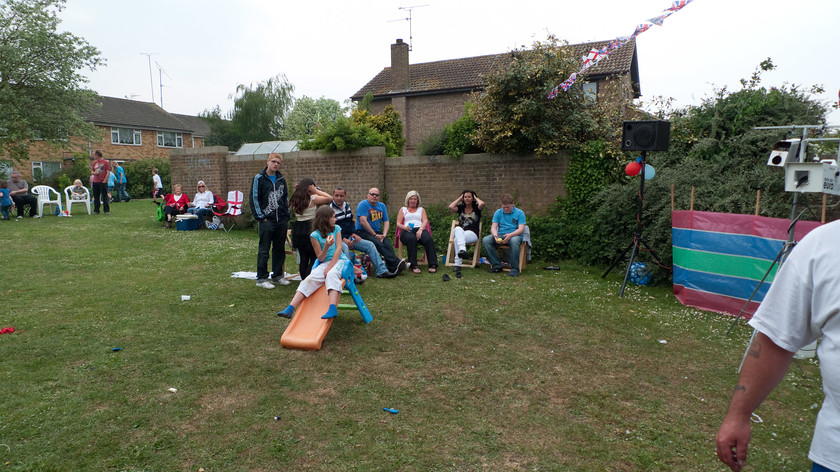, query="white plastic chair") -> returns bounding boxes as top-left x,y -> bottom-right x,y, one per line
64,185 -> 91,215
31,185 -> 63,217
